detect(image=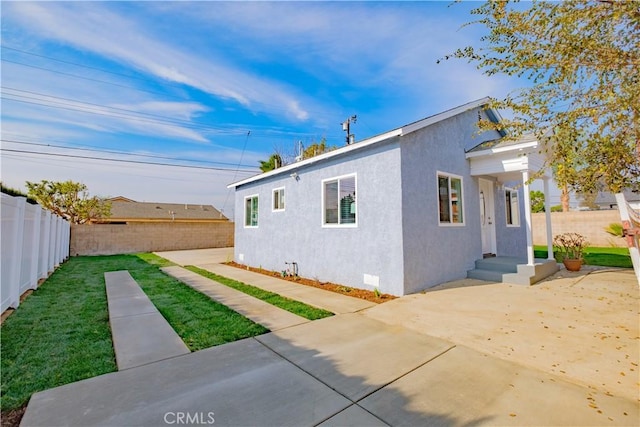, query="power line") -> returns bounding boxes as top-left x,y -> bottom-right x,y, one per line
2,139 -> 257,168
1,86 -> 341,140
1,44 -> 345,131
0,147 -> 258,173
222,131 -> 252,213
1,86 -> 248,134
